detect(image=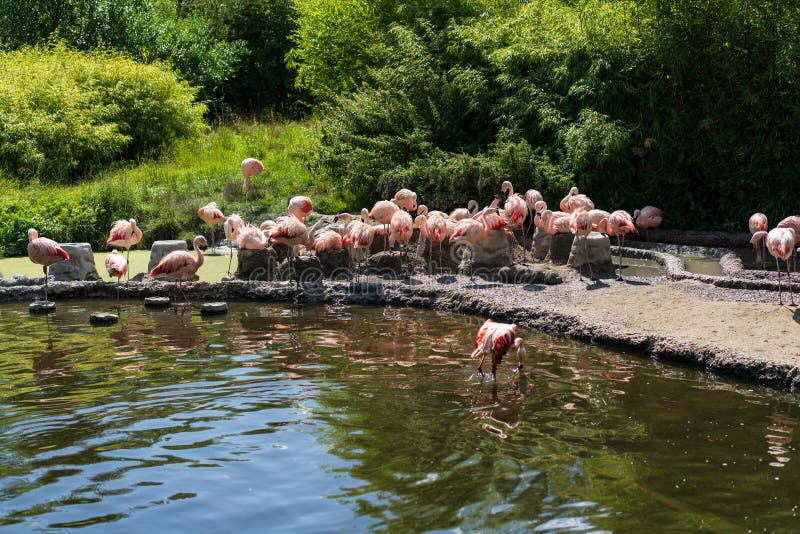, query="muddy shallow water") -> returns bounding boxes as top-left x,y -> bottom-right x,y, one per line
0,301 -> 798,531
